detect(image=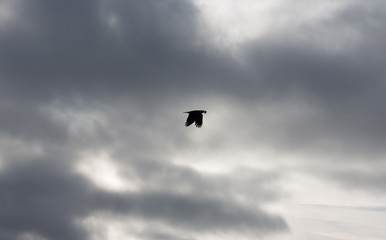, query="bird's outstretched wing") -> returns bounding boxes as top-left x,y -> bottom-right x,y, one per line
195,114 -> 203,128
185,114 -> 195,127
